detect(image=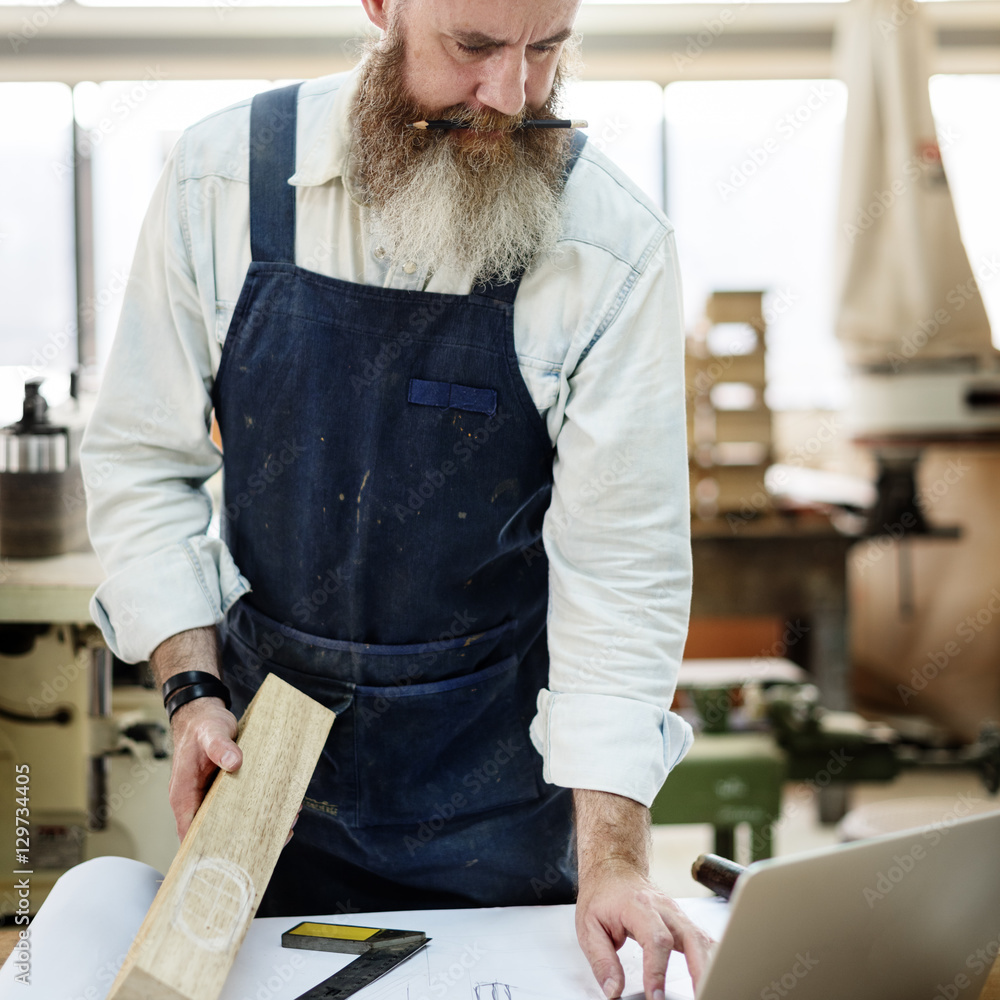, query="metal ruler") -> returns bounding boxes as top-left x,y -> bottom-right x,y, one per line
283,922 -> 430,1000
